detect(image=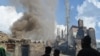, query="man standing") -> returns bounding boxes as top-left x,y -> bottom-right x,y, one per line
77,35 -> 100,56
42,46 -> 52,56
